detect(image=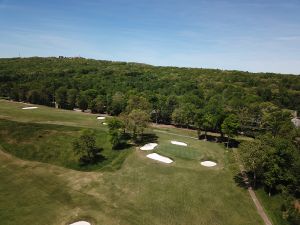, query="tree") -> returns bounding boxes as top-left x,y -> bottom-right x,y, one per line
221,114 -> 239,148
126,95 -> 151,113
262,136 -> 297,196
203,96 -> 226,135
127,109 -> 150,140
107,118 -> 125,149
202,113 -> 214,140
149,94 -> 159,123
110,92 -> 126,116
262,108 -> 291,137
158,95 -> 178,124
90,95 -> 106,113
55,87 -> 68,109
195,109 -> 204,139
72,131 -> 103,165
240,139 -> 266,188
241,134 -> 298,197
27,89 -> 41,104
77,94 -> 88,112
171,103 -> 197,128
83,89 -> 98,109
171,107 -> 186,127
257,87 -> 272,101
67,89 -> 78,109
